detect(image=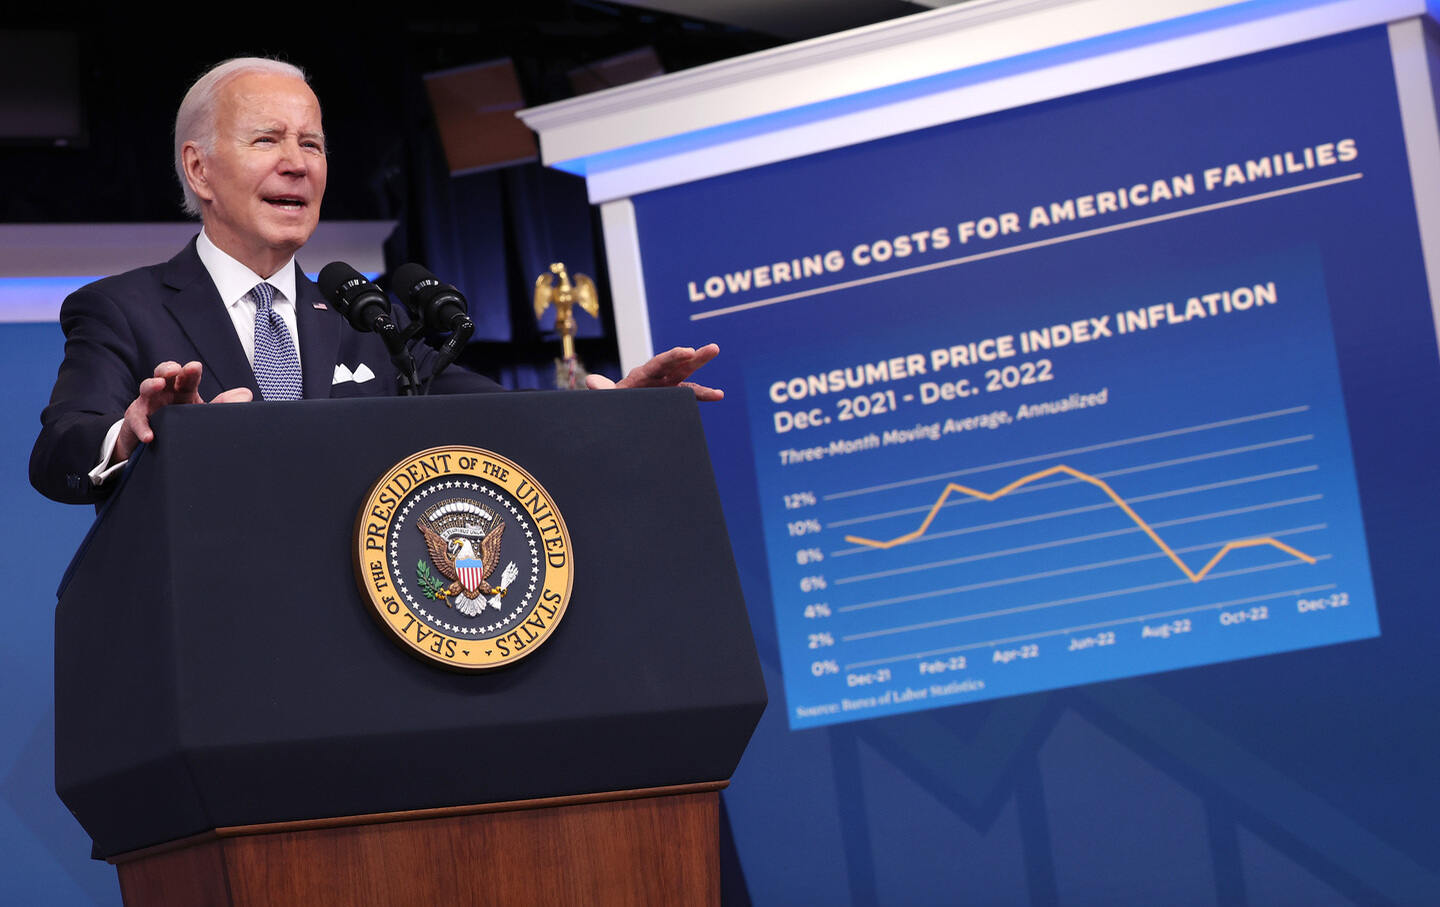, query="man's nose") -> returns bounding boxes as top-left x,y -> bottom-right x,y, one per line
277,139 -> 308,174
